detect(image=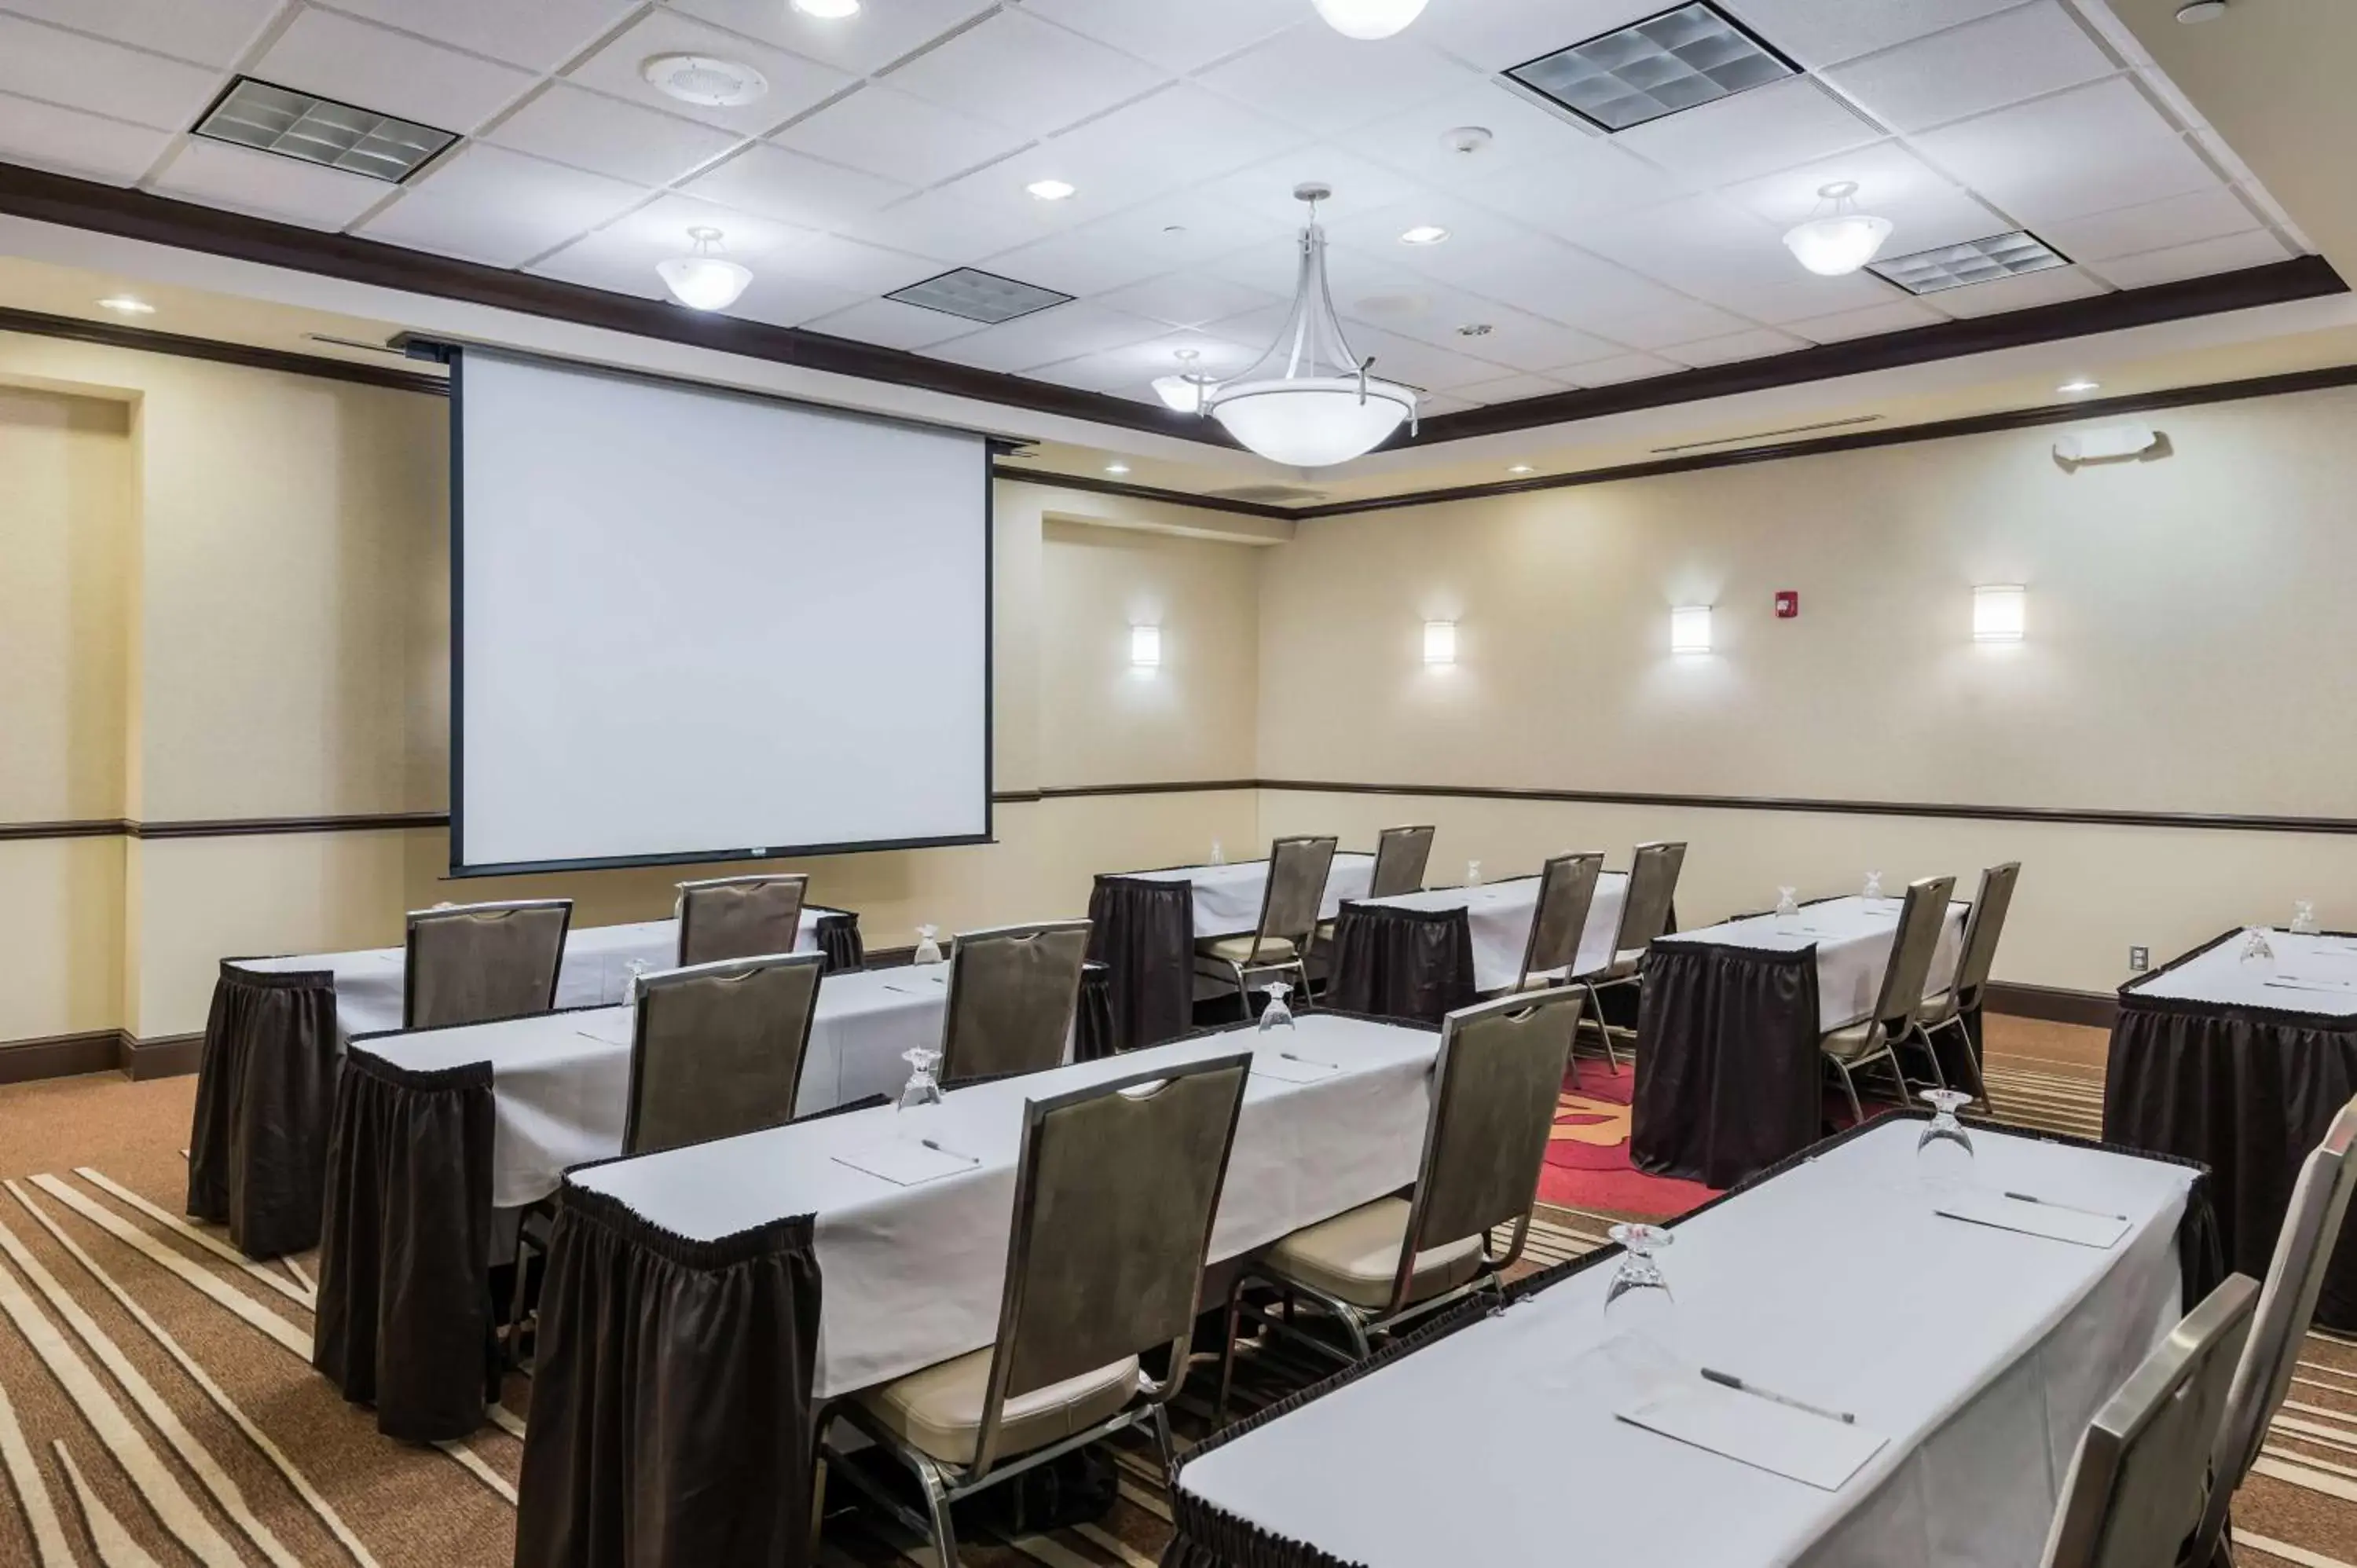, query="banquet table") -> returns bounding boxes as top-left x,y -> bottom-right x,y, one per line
186,907 -> 864,1261
1632,895 -> 1967,1189
1325,872 -> 1629,1024
1168,1115 -> 2215,1568
311,962 -> 1113,1442
511,1010 -> 1440,1567
1087,852 -> 1375,1052
2106,926 -> 2357,1331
